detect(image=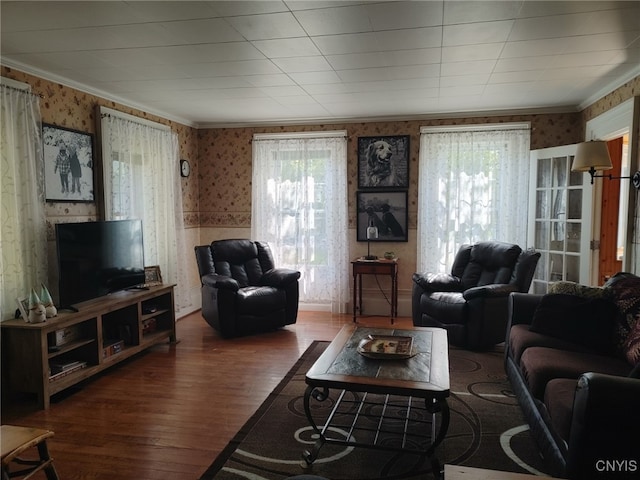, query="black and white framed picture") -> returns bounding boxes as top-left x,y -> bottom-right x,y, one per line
43,123 -> 95,202
357,135 -> 409,188
357,190 -> 408,242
